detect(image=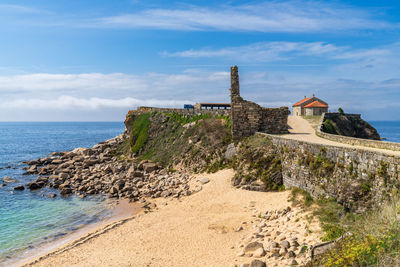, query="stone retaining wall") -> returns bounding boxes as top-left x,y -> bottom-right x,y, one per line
317,113 -> 400,151
257,132 -> 400,212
